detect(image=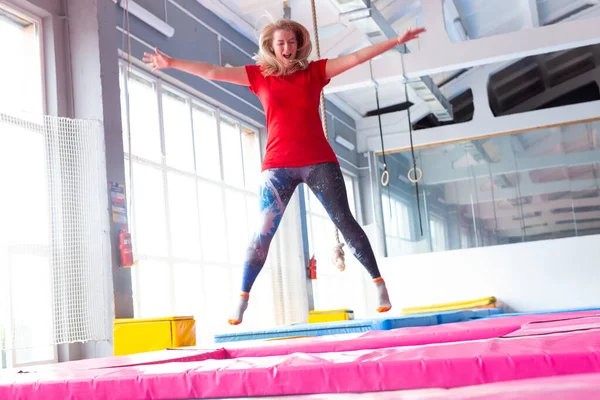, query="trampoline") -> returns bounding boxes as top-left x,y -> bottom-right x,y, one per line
214,307 -> 503,343
2,310 -> 600,399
